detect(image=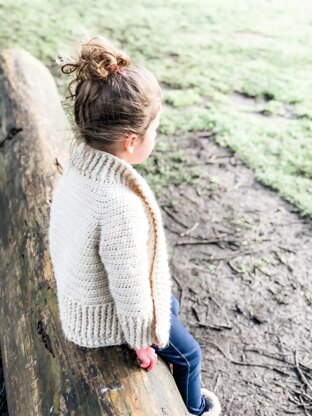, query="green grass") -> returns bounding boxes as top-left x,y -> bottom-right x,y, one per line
1,0 -> 312,215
